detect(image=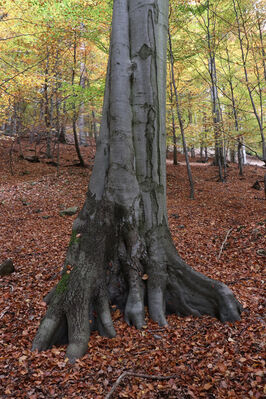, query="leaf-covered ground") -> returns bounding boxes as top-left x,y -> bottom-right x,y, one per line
0,141 -> 265,398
